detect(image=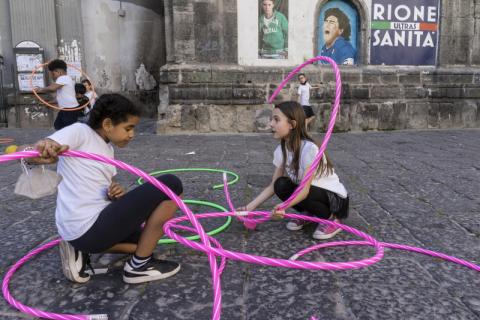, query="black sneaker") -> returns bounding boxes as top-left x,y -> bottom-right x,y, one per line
59,240 -> 91,283
123,258 -> 181,284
